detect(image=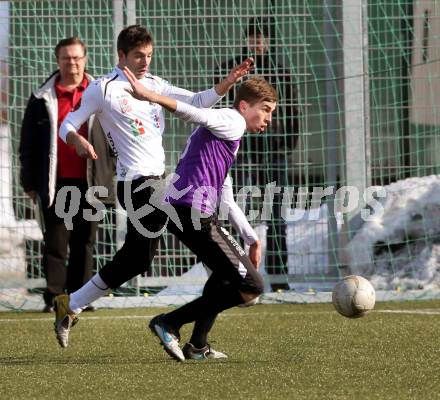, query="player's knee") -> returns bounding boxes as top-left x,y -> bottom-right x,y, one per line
238,294 -> 260,307
239,291 -> 260,304
245,296 -> 260,306
239,276 -> 264,304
